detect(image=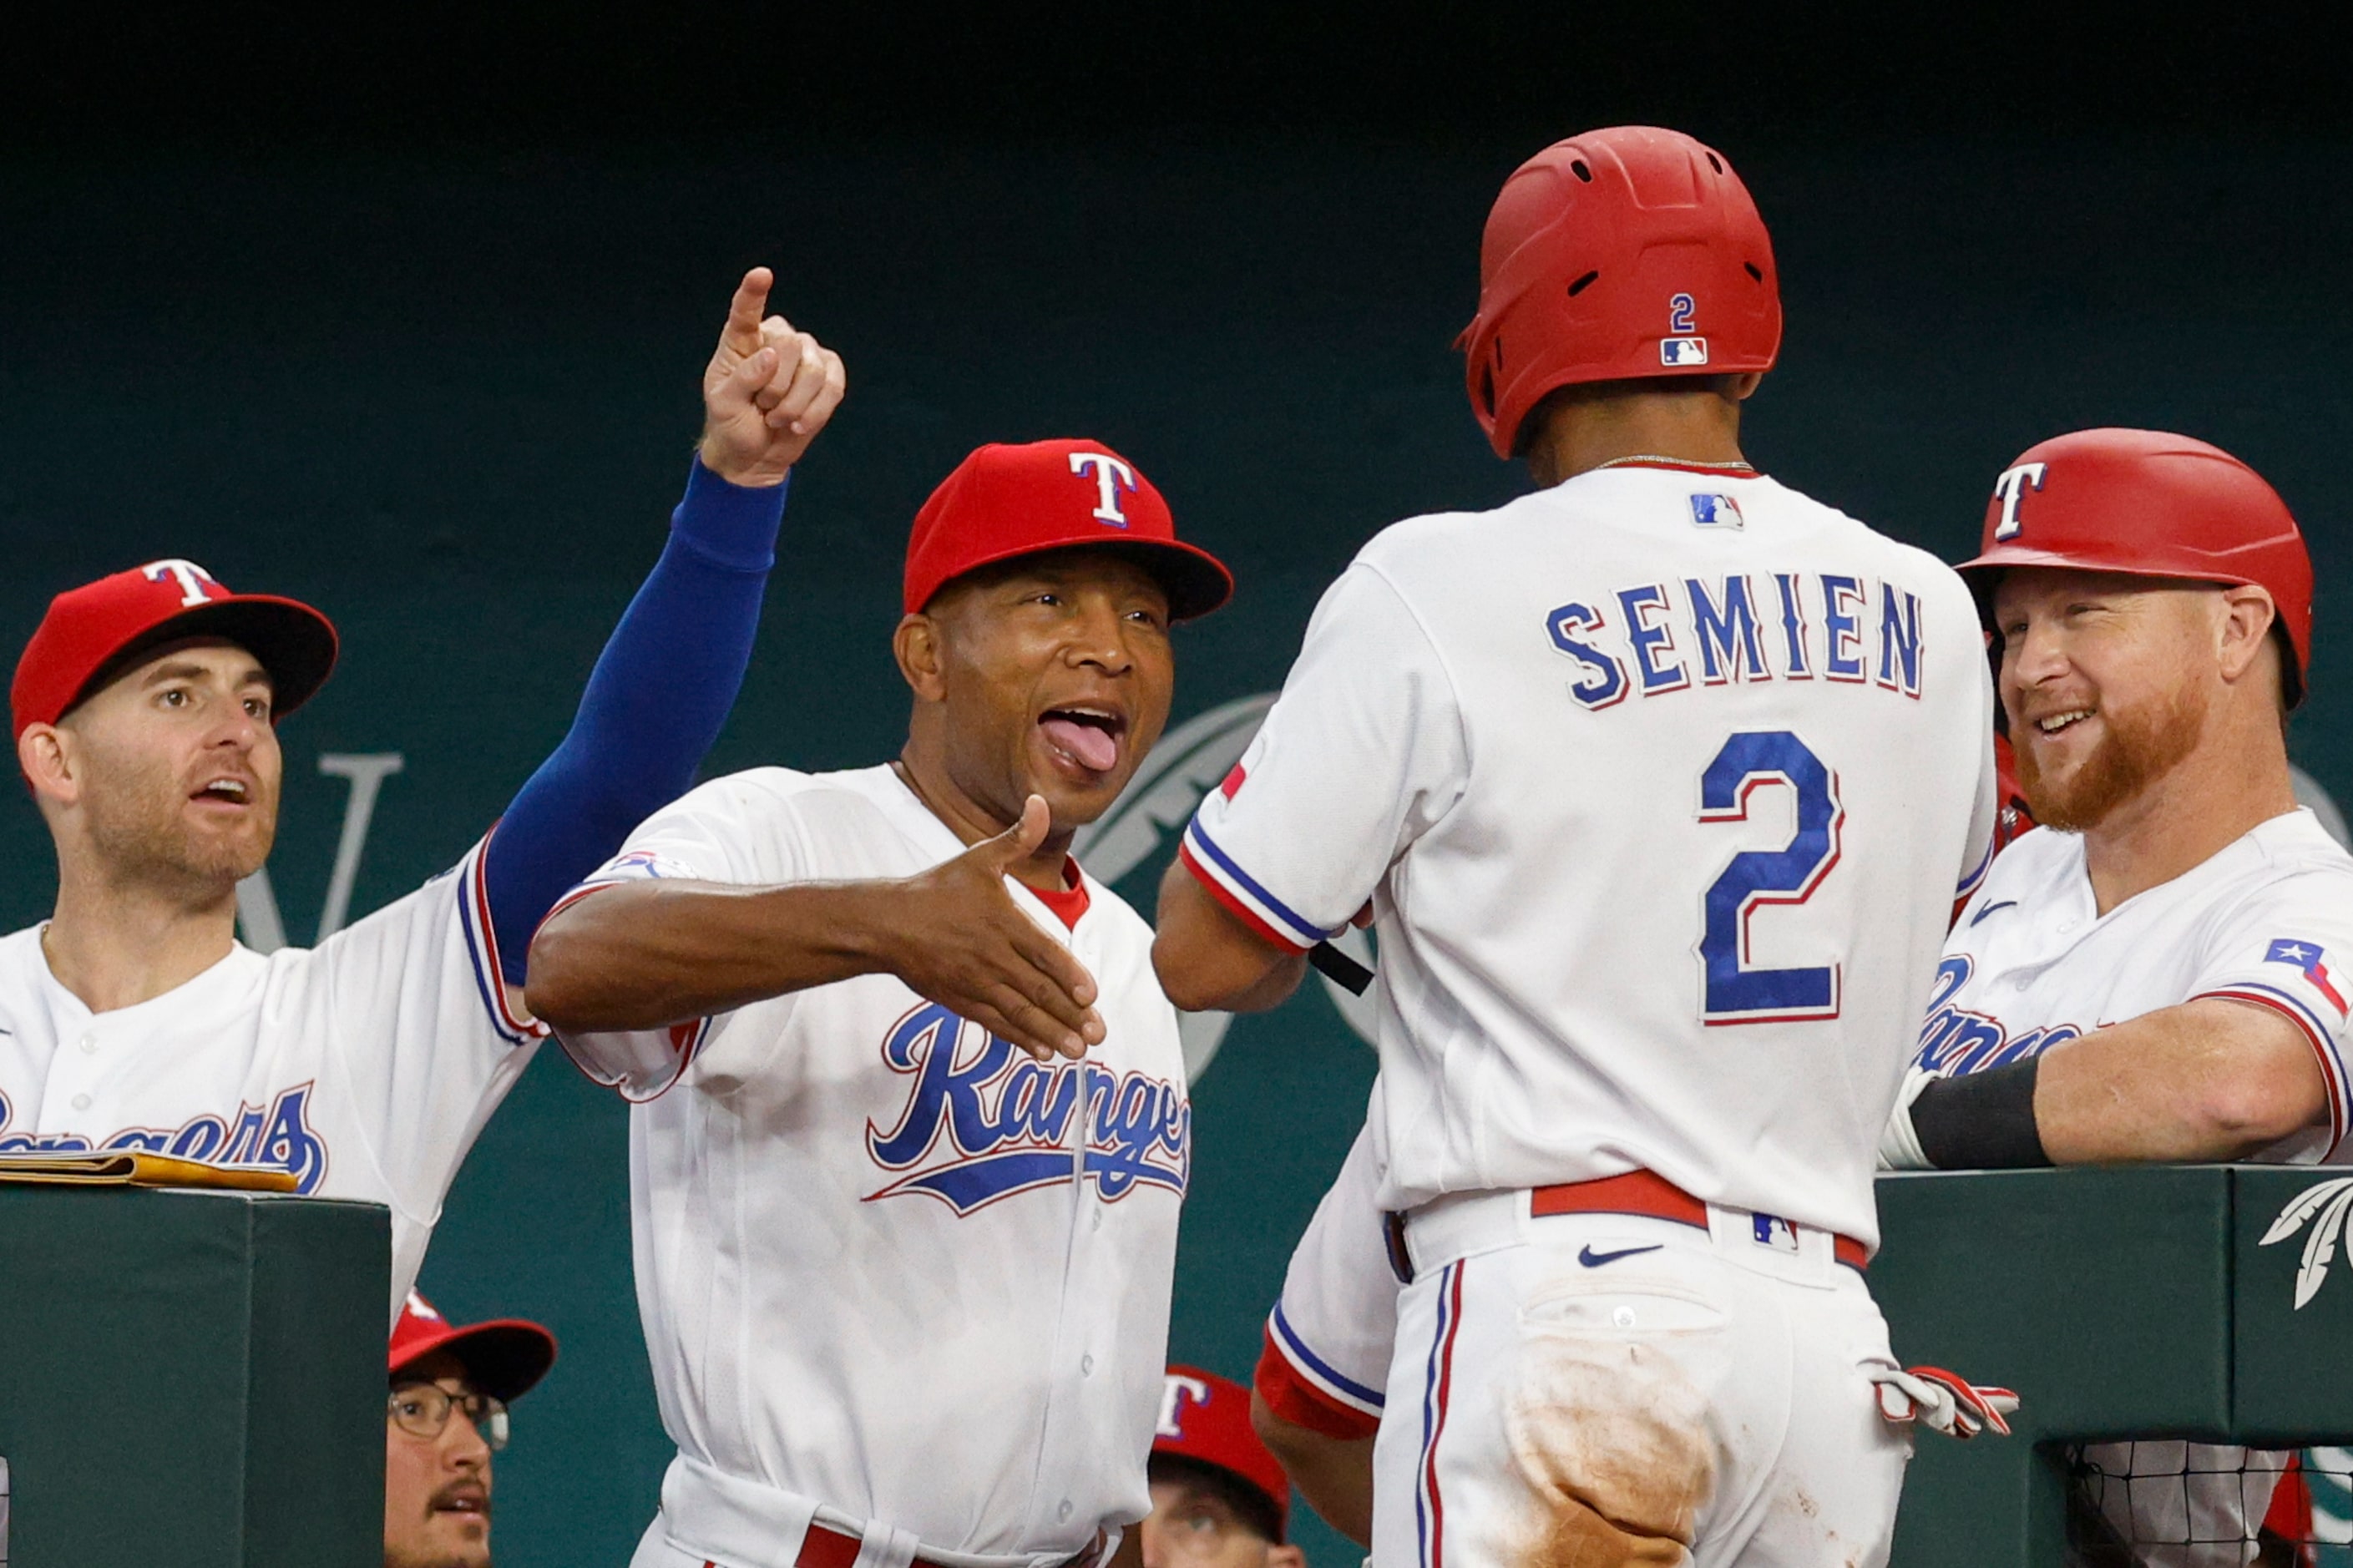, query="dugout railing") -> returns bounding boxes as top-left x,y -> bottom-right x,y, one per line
0,1186 -> 387,1567
1879,1166 -> 2353,1567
